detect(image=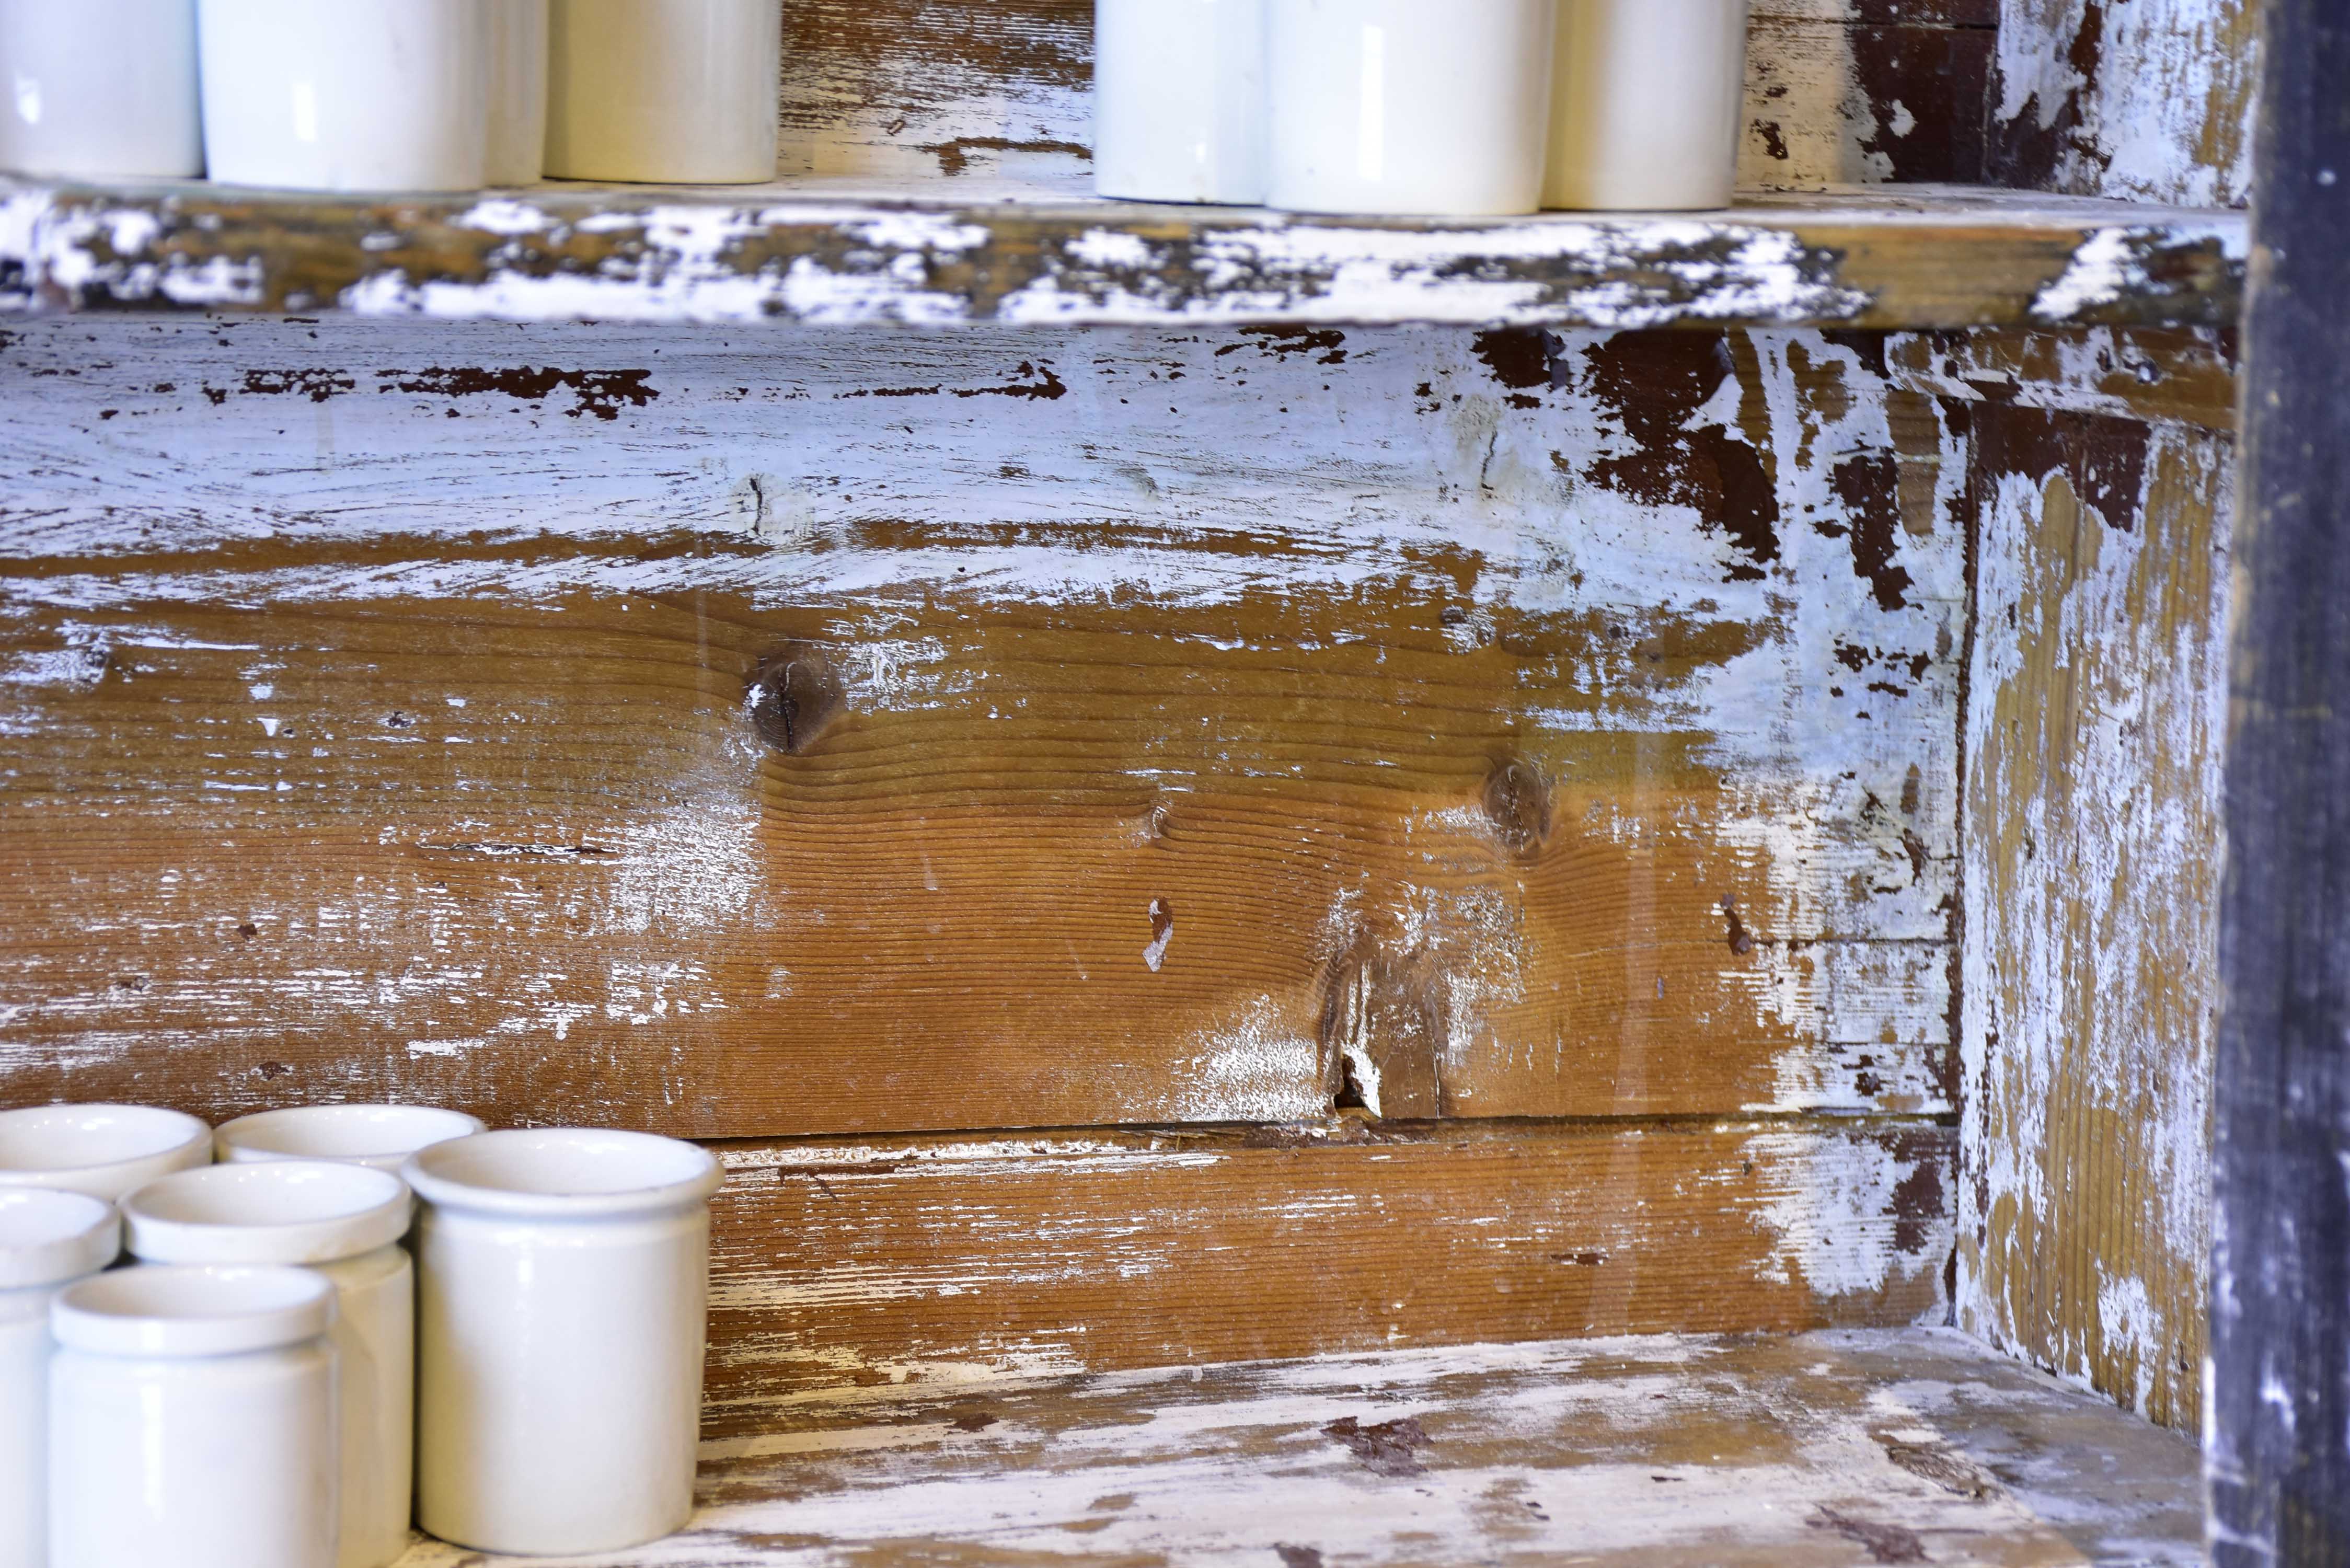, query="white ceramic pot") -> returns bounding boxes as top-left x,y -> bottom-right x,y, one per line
0,1191 -> 117,1568
488,0 -> 550,186
1264,0 -> 1556,216
544,0 -> 782,183
0,1104 -> 210,1201
0,0 -> 202,178
1545,0 -> 1750,210
407,1128 -> 723,1555
49,1265 -> 338,1568
215,1104 -> 488,1174
195,0 -> 493,192
123,1163 -> 412,1568
1095,0 -> 1266,204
